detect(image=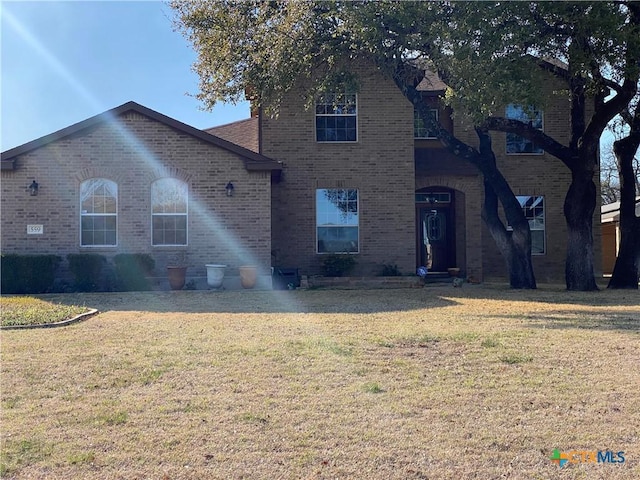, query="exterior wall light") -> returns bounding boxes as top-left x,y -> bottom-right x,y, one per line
28,180 -> 39,196
225,181 -> 235,197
